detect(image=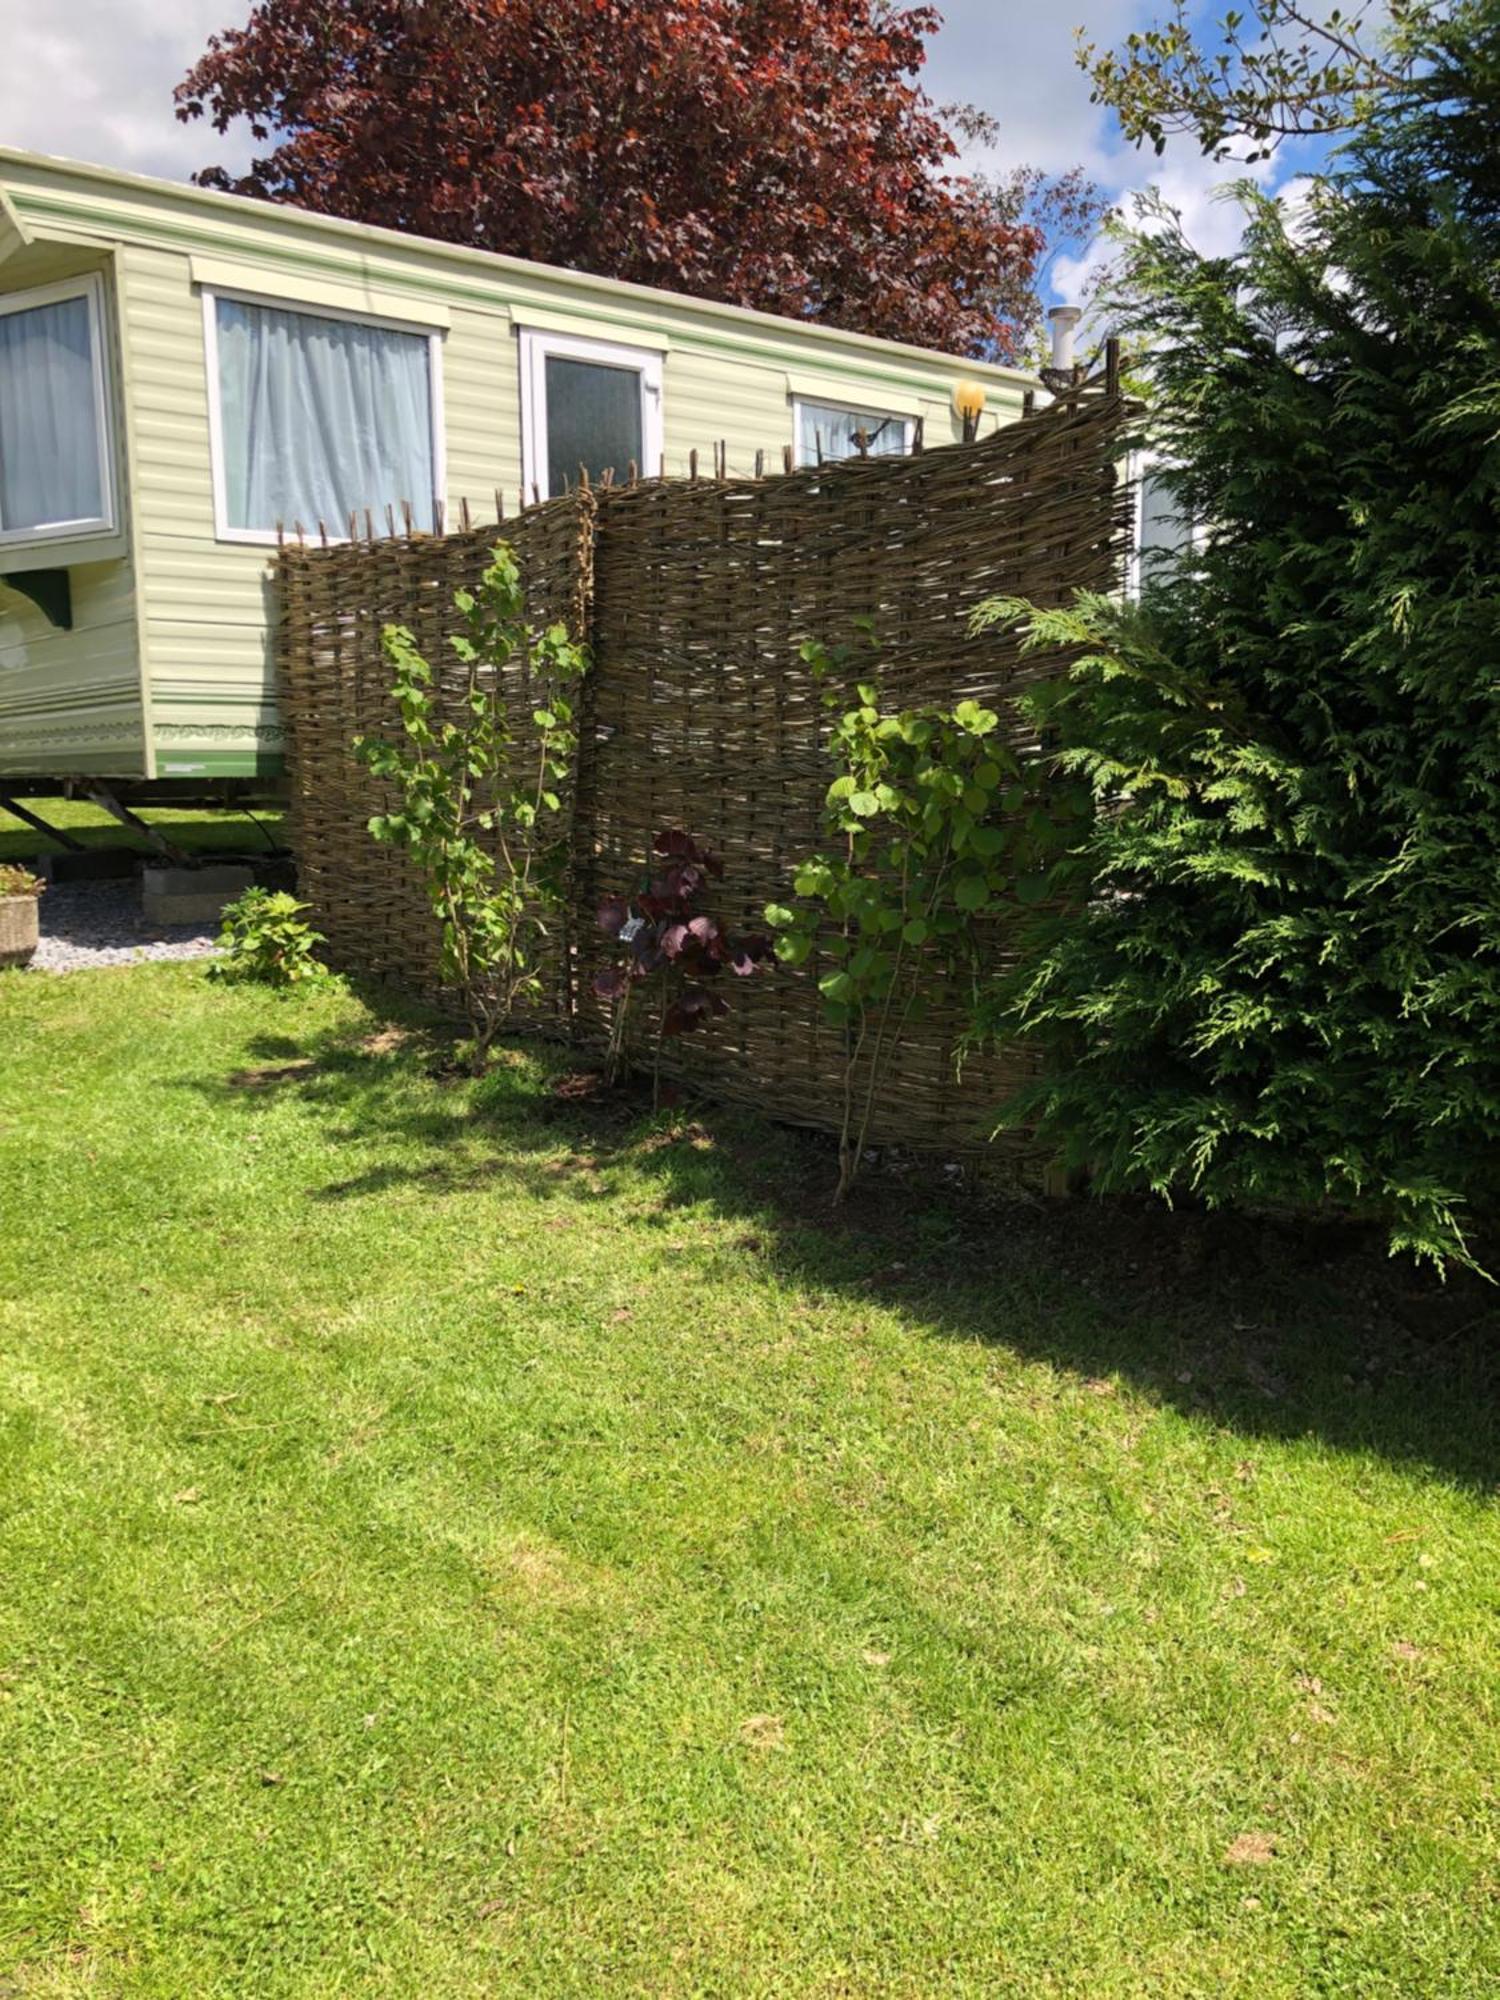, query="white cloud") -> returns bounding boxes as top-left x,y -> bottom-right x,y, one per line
921,0 -> 1146,182
1,1 -> 246,180
1049,151 -> 1280,304
924,1 -> 1307,308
